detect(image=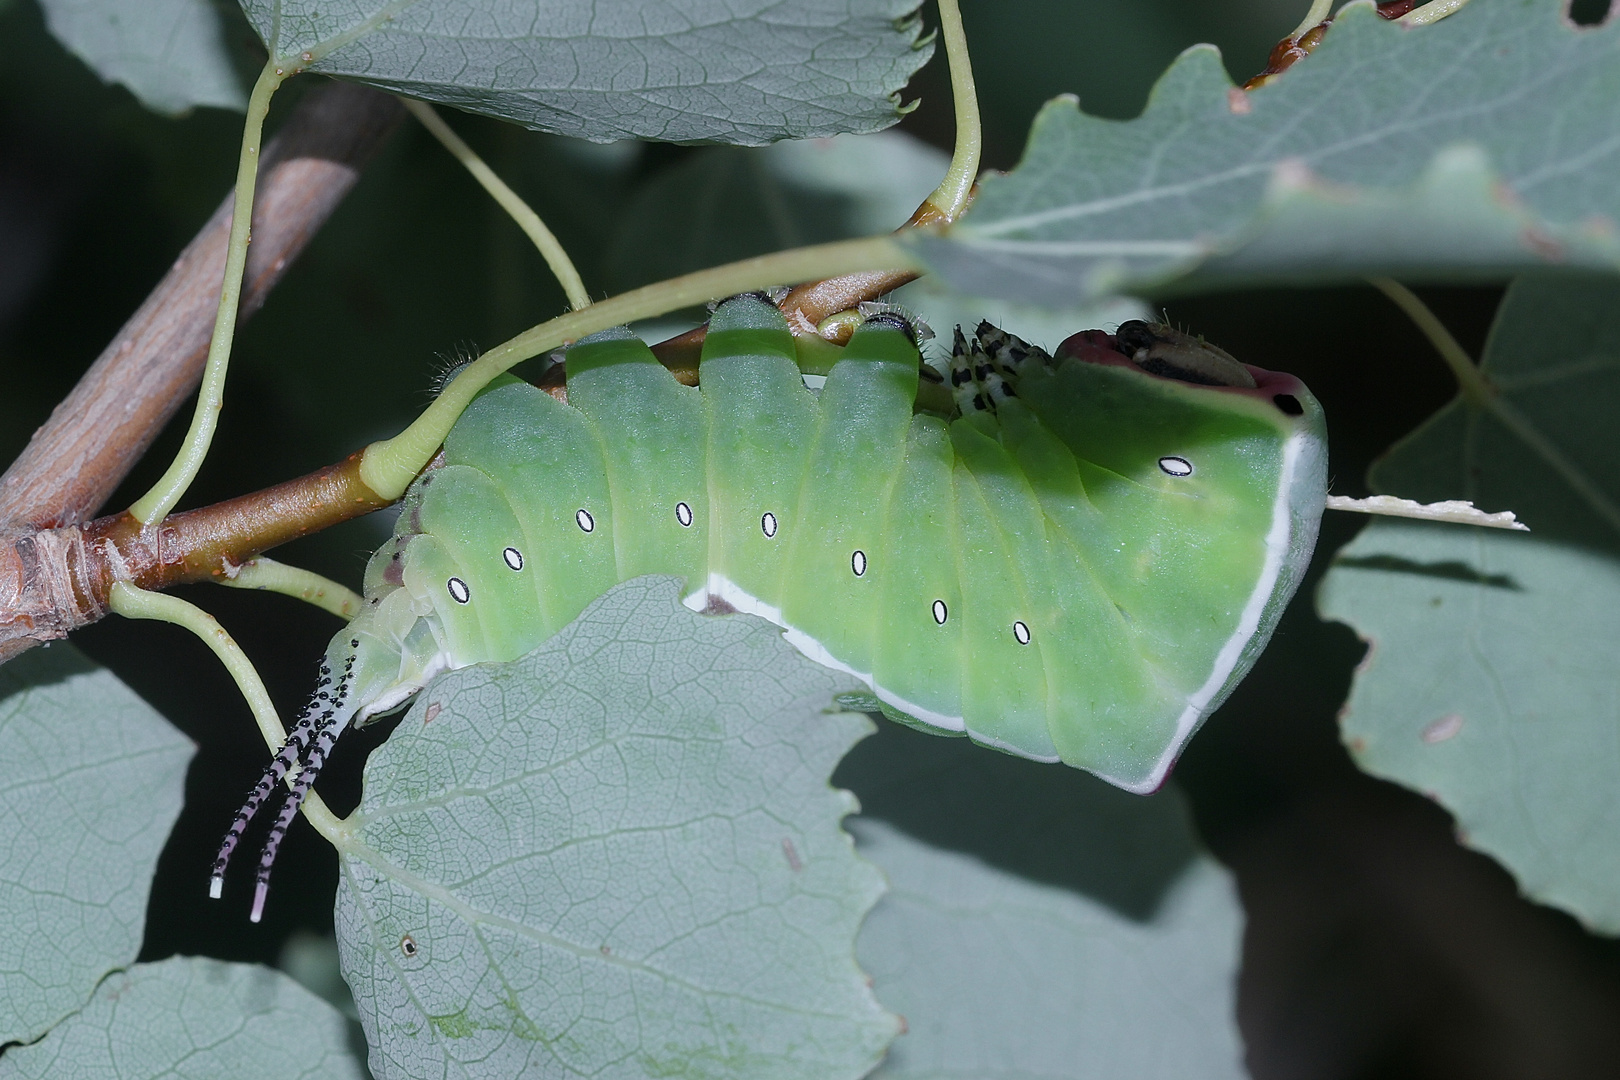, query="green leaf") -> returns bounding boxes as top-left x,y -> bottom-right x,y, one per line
838,724 -> 1246,1079
0,957 -> 366,1079
914,1 -> 1620,307
240,0 -> 931,144
1318,271 -> 1620,933
38,0 -> 247,114
0,644 -> 192,1043
332,576 -> 897,1079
